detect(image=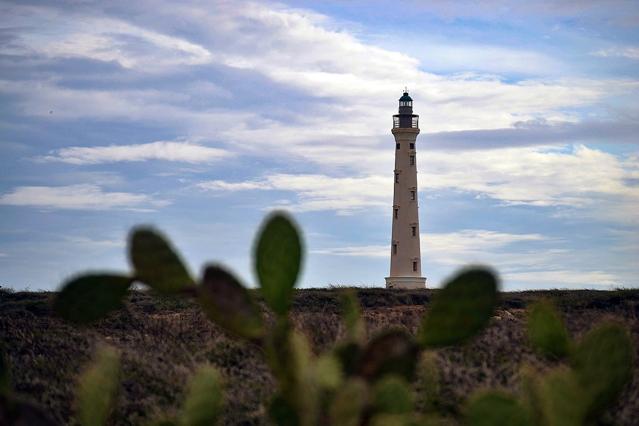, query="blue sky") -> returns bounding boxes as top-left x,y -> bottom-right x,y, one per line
1,0 -> 638,291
